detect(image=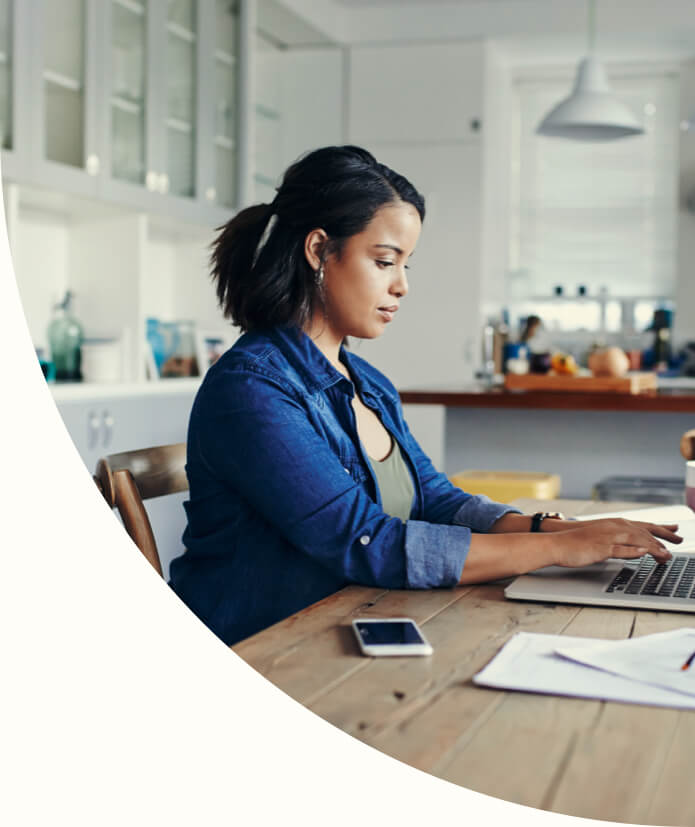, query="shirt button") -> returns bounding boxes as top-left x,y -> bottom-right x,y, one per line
360,535 -> 371,546
344,467 -> 350,473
